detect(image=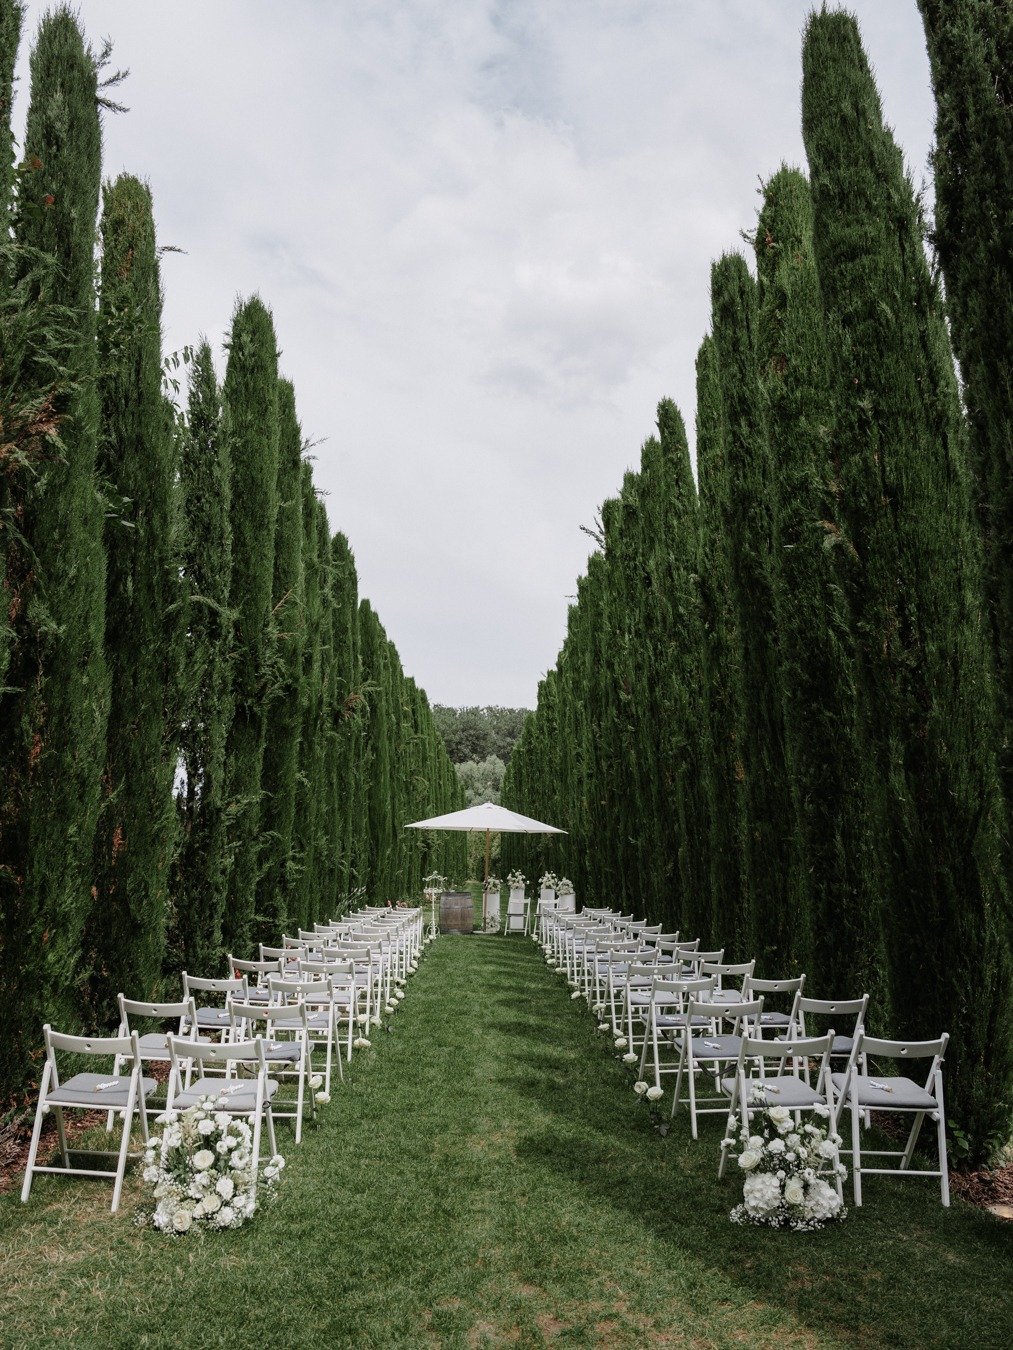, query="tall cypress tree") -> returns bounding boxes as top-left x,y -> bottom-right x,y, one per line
754,165 -> 887,1003
0,9 -> 109,1093
917,0 -> 1012,806
695,335 -> 748,950
172,341 -> 233,974
253,379 -> 304,943
290,462 -> 322,932
710,253 -> 796,969
329,531 -> 362,903
0,0 -> 20,244
802,9 -> 1011,1159
221,296 -> 279,956
88,174 -> 180,1007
